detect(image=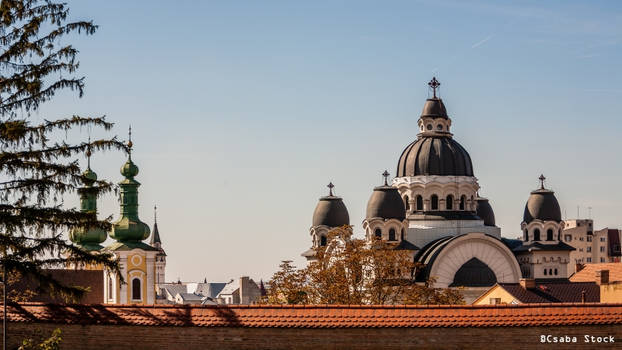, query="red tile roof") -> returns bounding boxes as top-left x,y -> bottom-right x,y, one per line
3,302 -> 622,328
570,263 -> 622,283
